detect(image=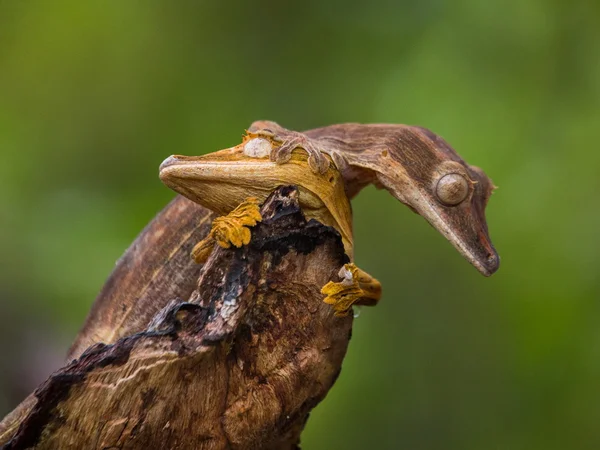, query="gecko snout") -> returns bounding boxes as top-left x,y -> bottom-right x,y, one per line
159,155 -> 200,190
159,155 -> 204,182
159,155 -> 179,173
488,253 -> 500,273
